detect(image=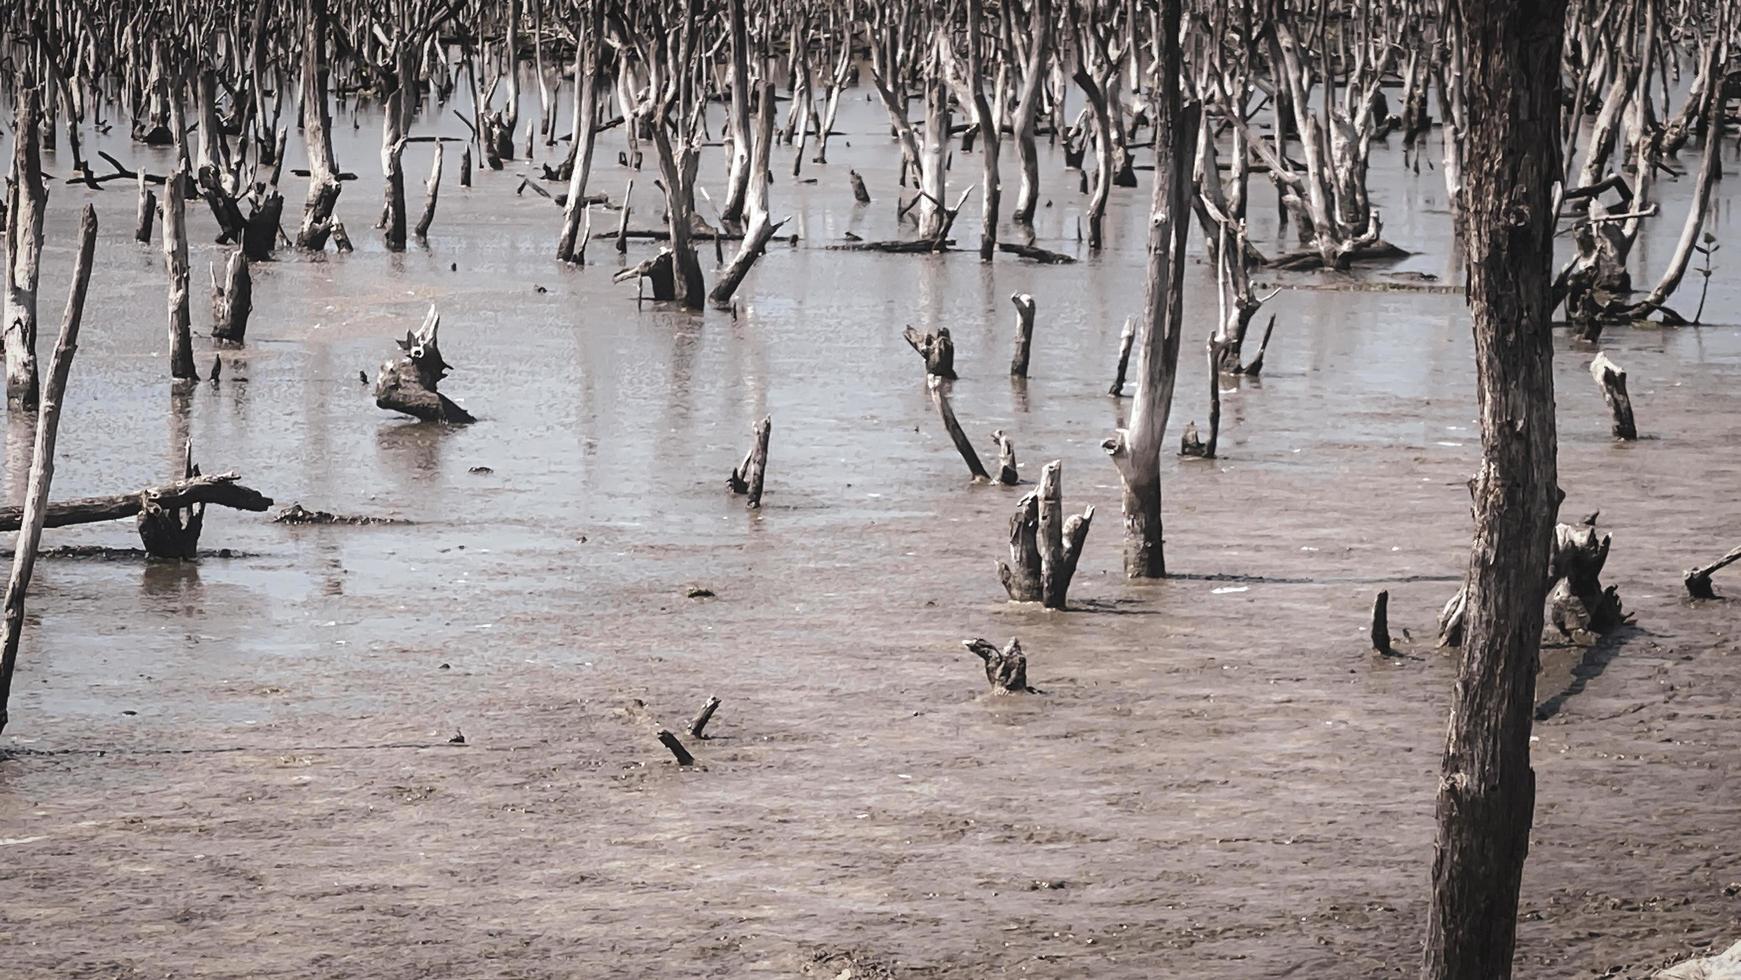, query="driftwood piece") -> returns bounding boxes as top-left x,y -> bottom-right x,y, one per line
997,491 -> 1043,602
961,637 -> 1033,694
373,306 -> 475,424
1371,590 -> 1394,654
991,429 -> 1019,486
211,250 -> 252,343
1009,293 -> 1035,377
273,504 -> 408,526
1108,317 -> 1135,396
903,326 -> 956,379
927,377 -> 990,483
997,241 -> 1076,264
1547,522 -> 1628,638
727,416 -> 771,508
1684,545 -> 1741,599
1589,351 -> 1637,440
0,472 -> 272,533
0,204 -> 97,734
688,696 -> 721,738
